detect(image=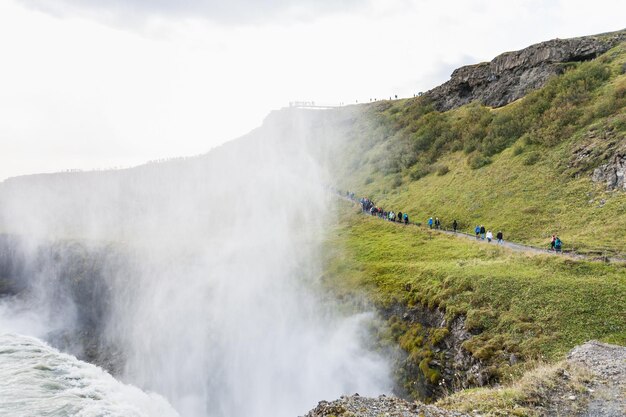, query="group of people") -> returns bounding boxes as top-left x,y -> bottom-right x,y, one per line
426,217 -> 462,233
345,190 -> 564,253
474,225 -> 504,245
358,196 -> 410,225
